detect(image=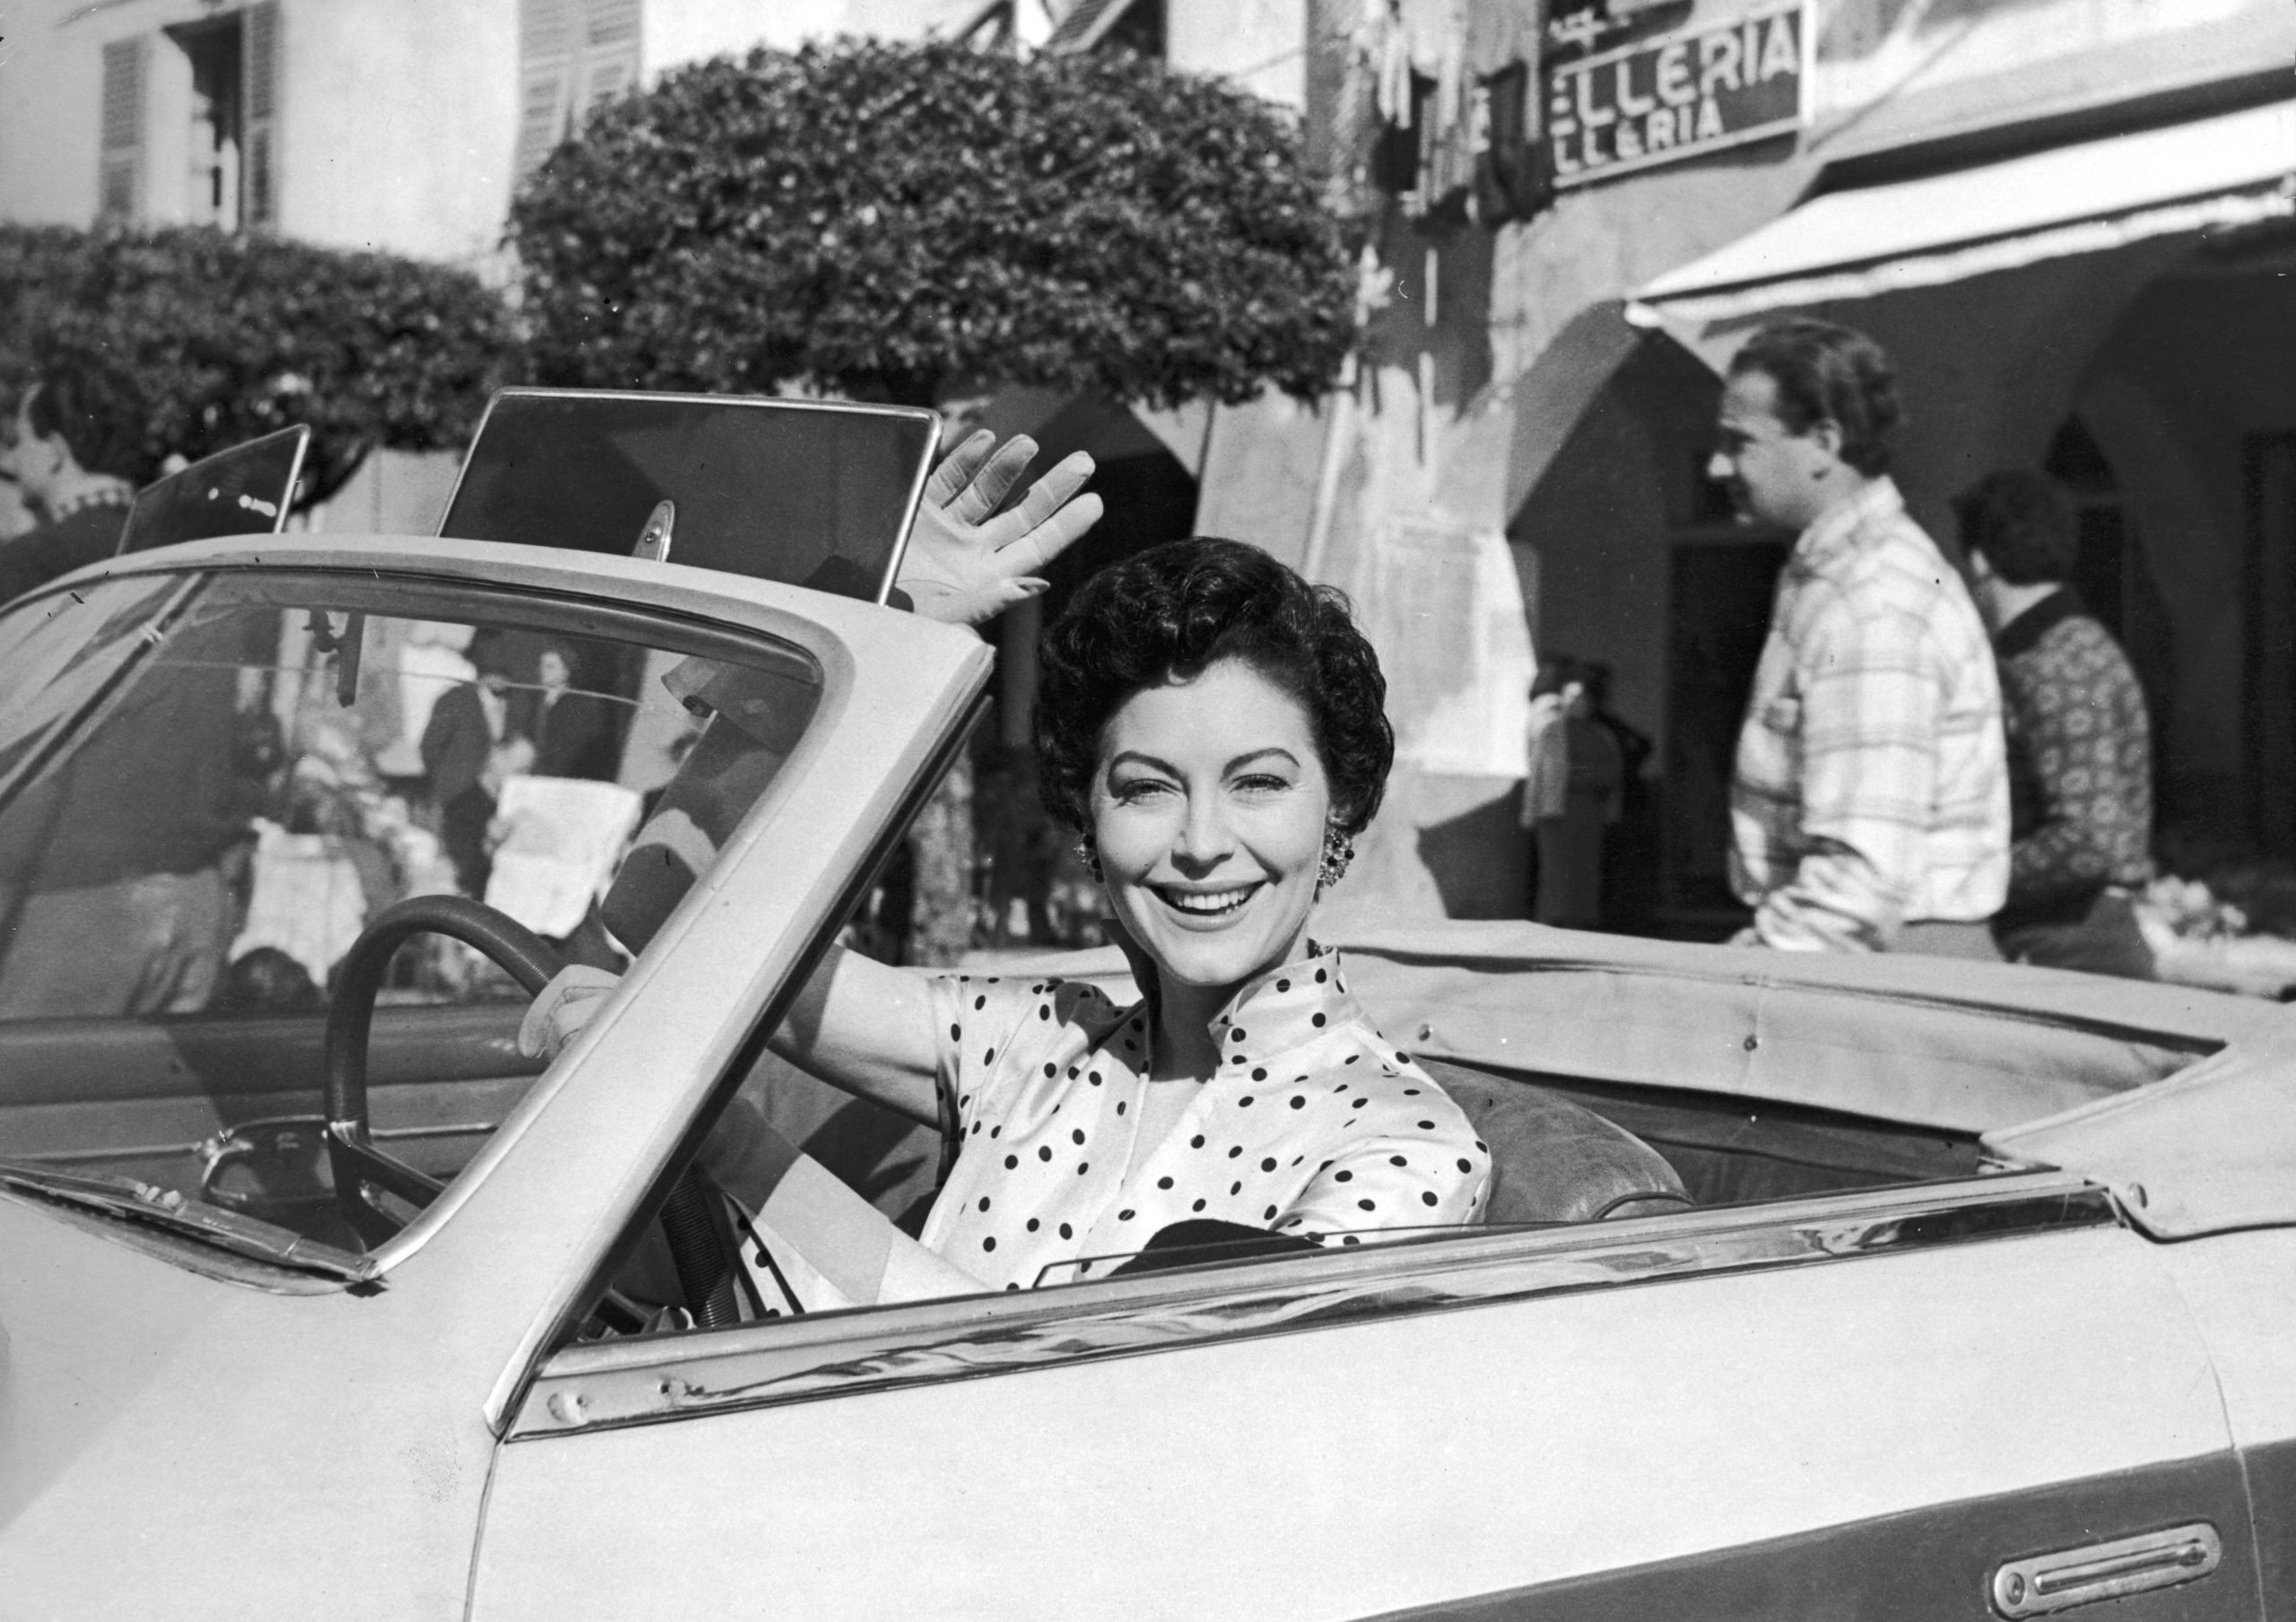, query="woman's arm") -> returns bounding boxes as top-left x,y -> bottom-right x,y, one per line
767,943 -> 944,1124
